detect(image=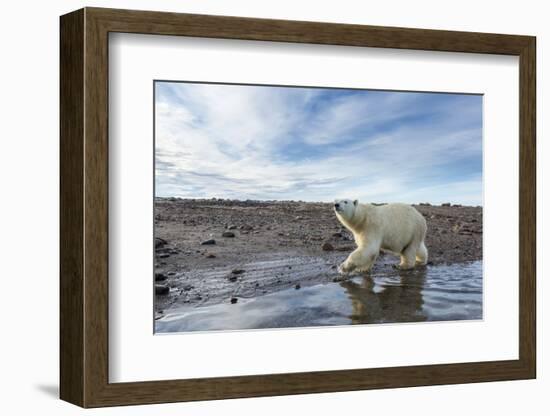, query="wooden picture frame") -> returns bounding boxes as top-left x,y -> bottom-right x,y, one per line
60,7 -> 536,408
